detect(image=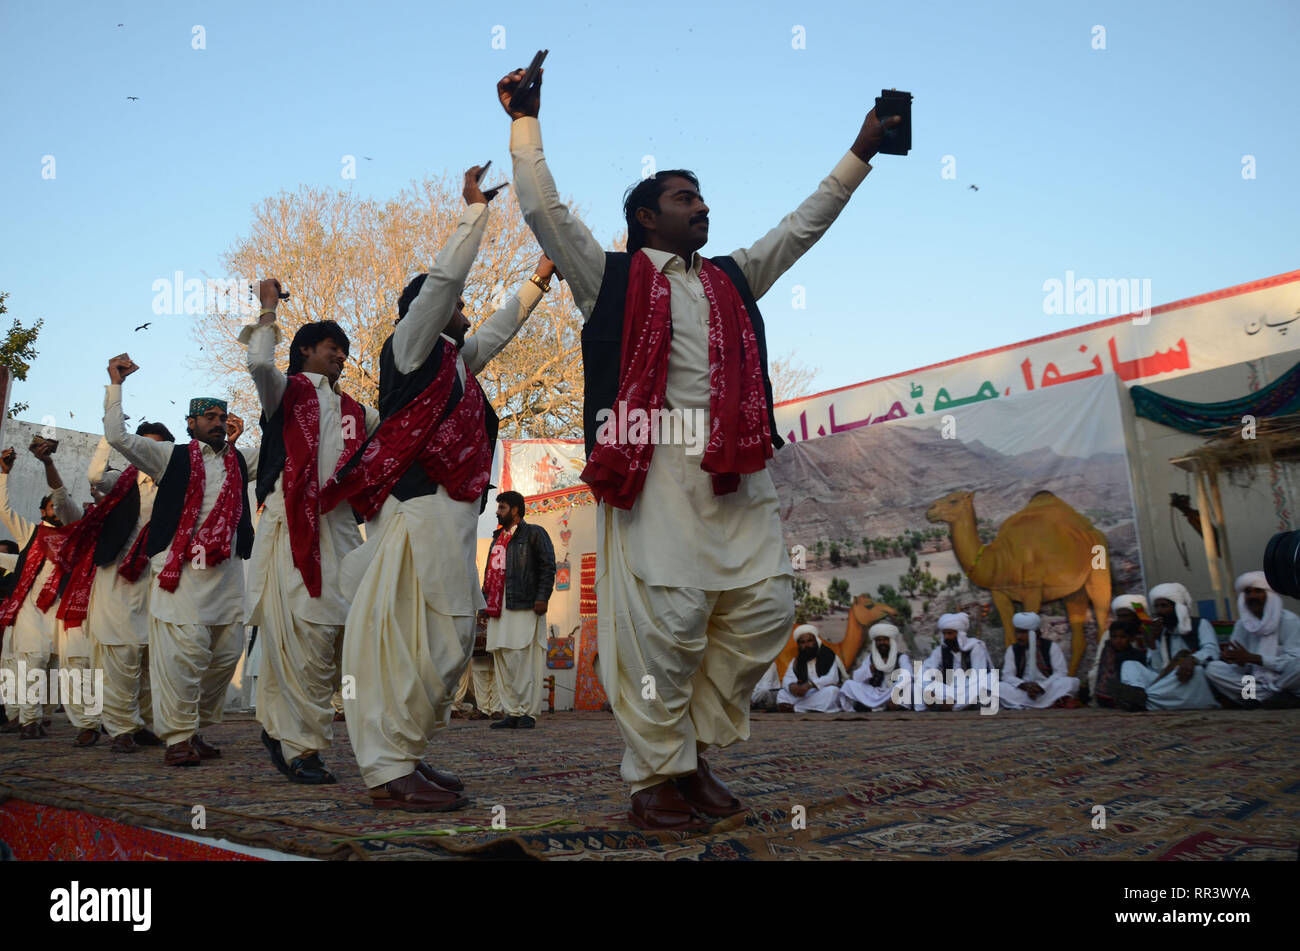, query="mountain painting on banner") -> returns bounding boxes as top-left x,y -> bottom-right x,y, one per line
770,373 -> 1139,673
